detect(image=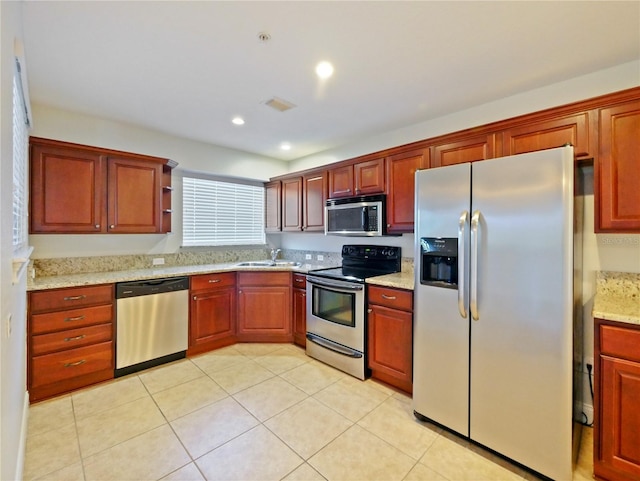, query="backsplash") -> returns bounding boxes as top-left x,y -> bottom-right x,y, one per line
32,248 -> 342,277
32,248 -> 415,278
597,271 -> 640,298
